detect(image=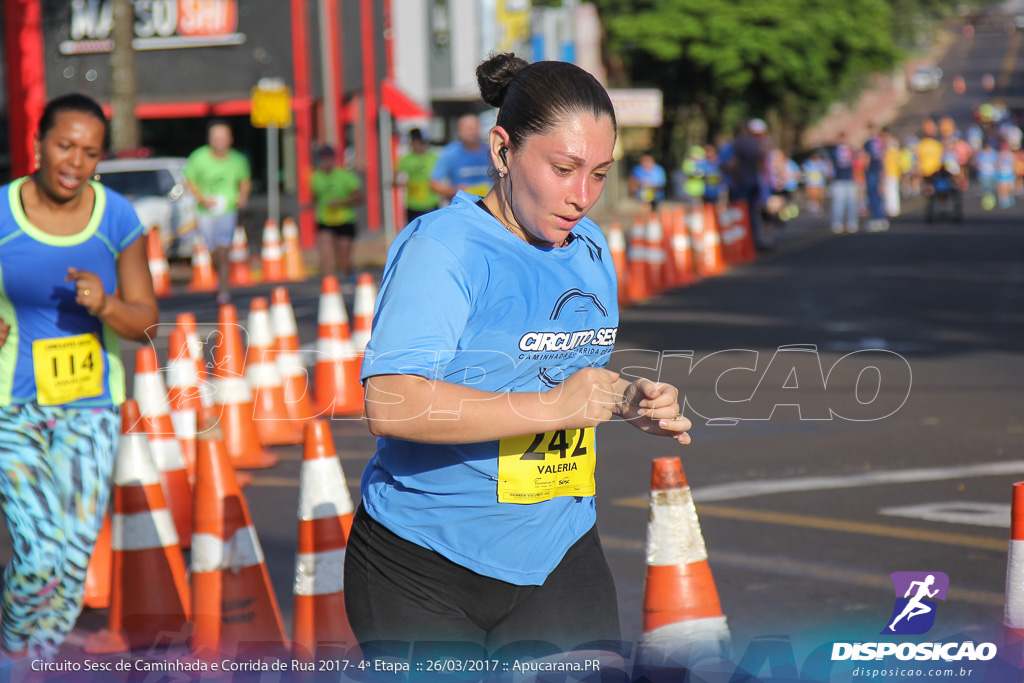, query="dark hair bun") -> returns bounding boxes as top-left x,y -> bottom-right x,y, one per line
476,52 -> 530,108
